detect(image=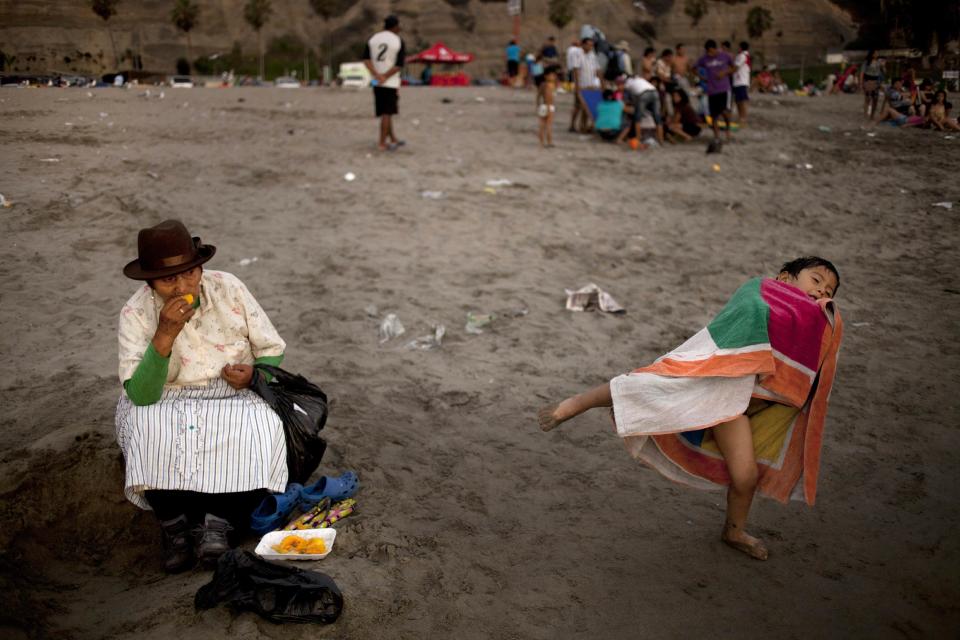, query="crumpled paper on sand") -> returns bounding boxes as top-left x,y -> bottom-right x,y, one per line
564,284 -> 625,313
